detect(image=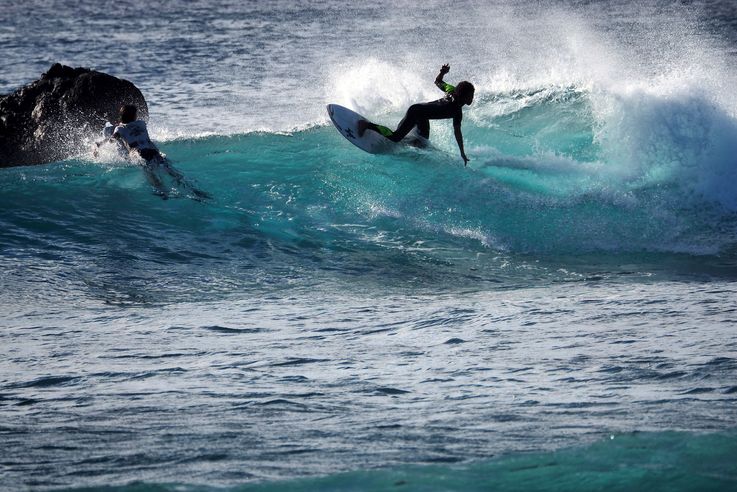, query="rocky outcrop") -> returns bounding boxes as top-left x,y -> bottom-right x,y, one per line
0,63 -> 148,167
